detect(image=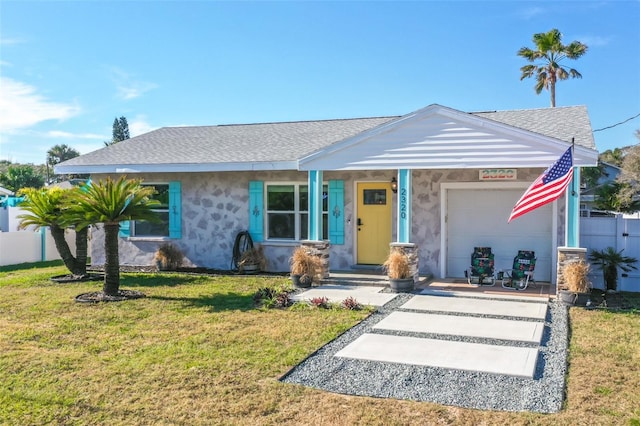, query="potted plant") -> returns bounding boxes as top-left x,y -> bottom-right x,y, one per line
154,243 -> 184,271
382,247 -> 414,293
559,260 -> 591,306
237,245 -> 267,274
289,246 -> 323,288
588,247 -> 638,293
